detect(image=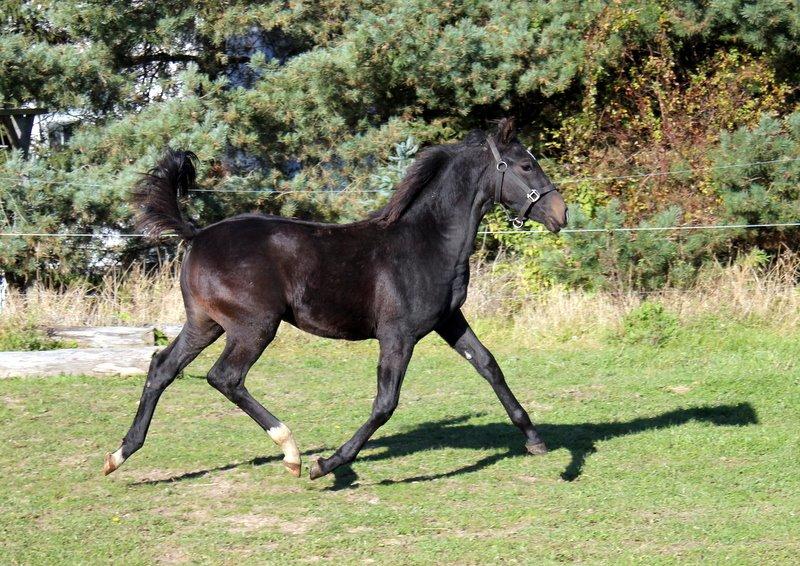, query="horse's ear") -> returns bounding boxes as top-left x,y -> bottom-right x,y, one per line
496,117 -> 516,145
